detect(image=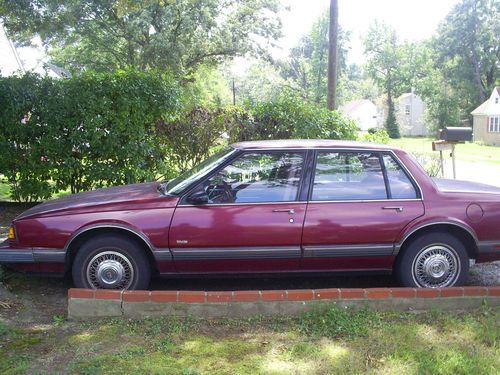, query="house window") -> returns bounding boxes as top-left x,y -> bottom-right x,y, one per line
405,105 -> 411,116
496,97 -> 499,104
489,117 -> 500,133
